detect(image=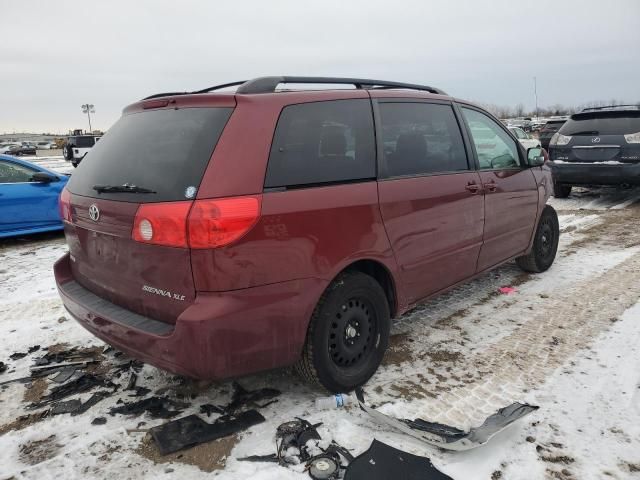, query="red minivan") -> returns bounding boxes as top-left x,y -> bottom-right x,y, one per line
54,77 -> 558,392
